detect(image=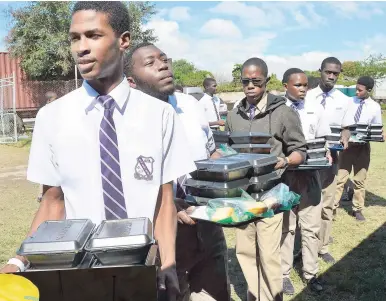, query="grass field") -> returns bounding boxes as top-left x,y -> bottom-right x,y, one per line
0,119 -> 385,301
